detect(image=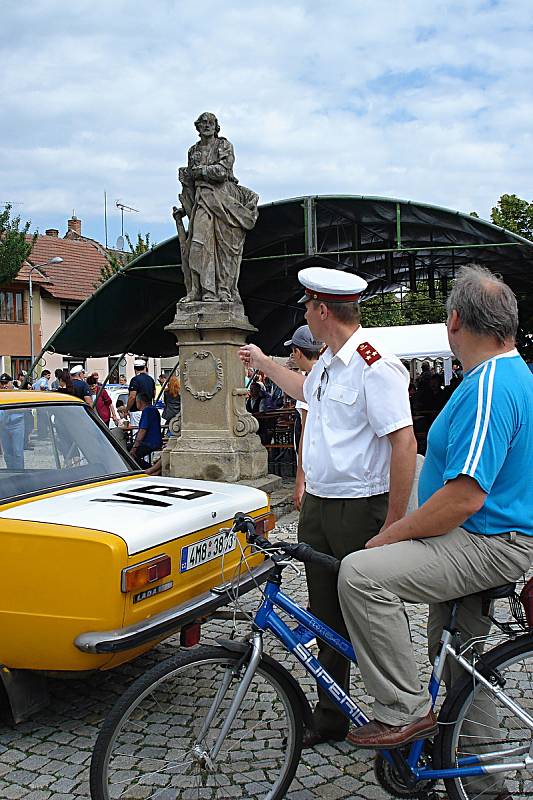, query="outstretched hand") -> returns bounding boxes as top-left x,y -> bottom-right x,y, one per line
239,344 -> 267,371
